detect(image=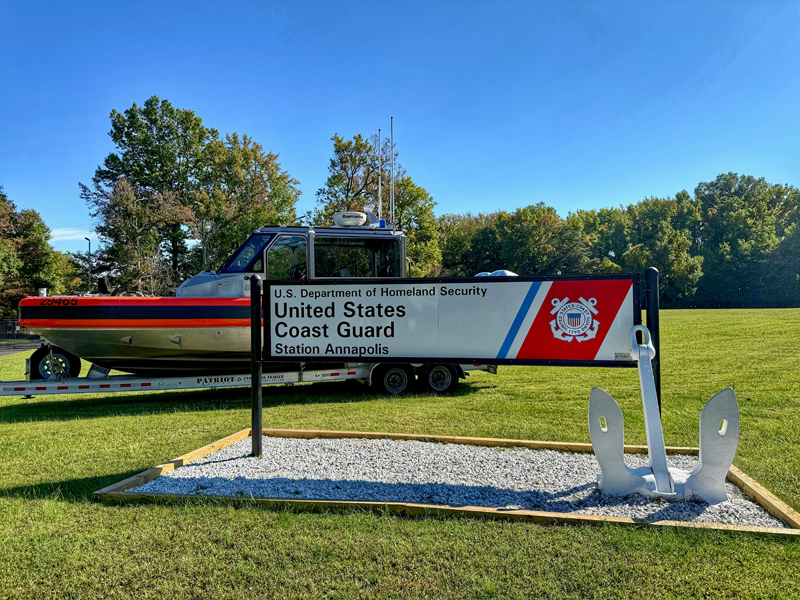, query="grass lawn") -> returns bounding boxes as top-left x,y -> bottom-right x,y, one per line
0,308 -> 798,599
